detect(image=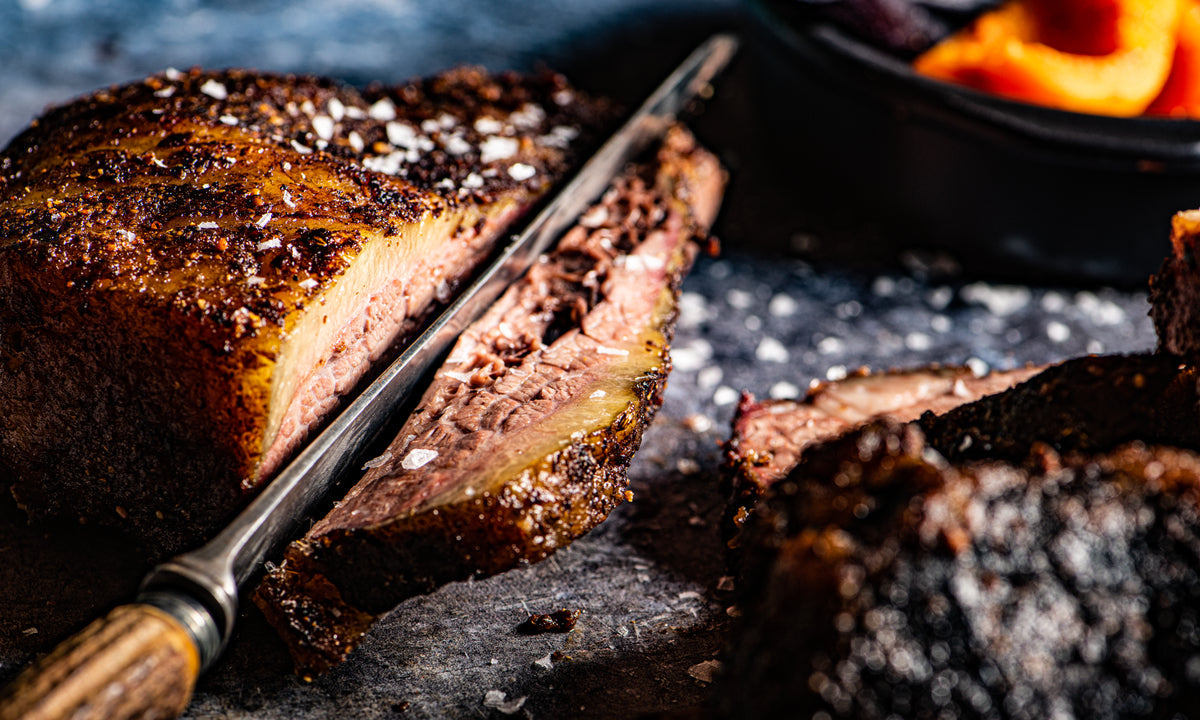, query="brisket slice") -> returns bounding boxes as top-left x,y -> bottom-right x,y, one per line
1151,208 -> 1200,358
253,127 -> 726,676
920,353 -> 1200,462
721,420 -> 1200,718
723,364 -> 1040,543
0,67 -> 608,553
